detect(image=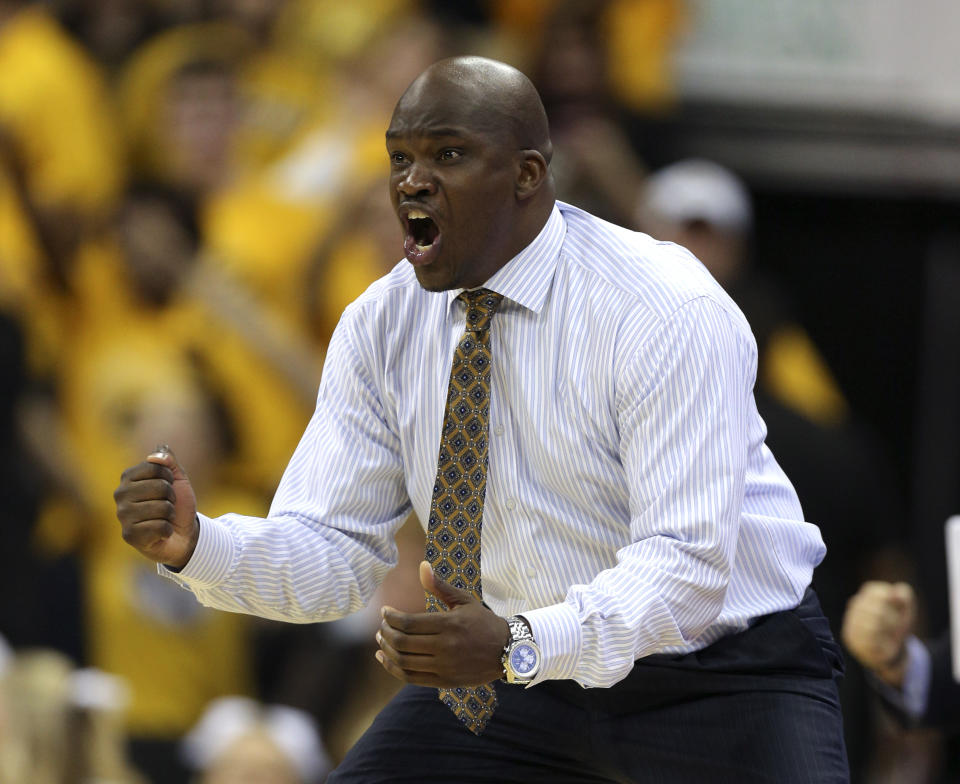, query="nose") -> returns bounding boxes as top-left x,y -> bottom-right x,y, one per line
396,162 -> 436,198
